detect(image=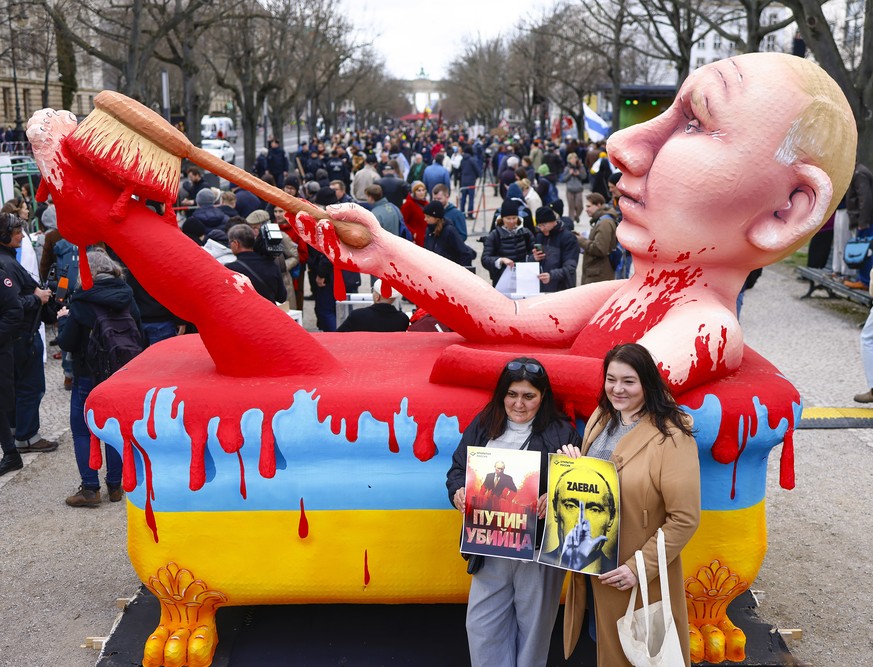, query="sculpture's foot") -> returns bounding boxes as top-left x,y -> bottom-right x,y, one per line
688,618 -> 746,663
25,108 -> 78,191
142,562 -> 227,667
